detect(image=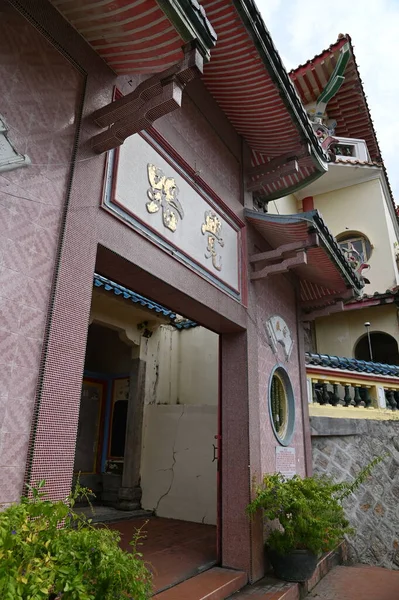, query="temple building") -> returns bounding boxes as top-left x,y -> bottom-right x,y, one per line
0,2 -> 365,593
267,35 -> 399,412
